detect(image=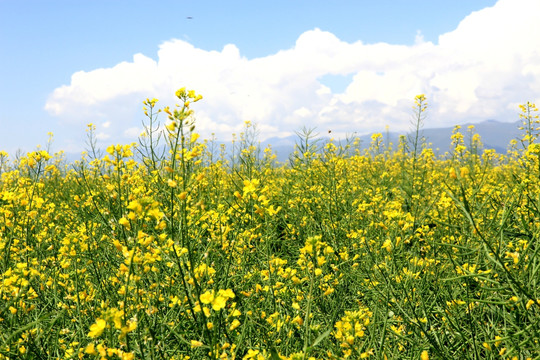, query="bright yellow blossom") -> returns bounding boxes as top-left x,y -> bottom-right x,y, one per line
88,319 -> 107,338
